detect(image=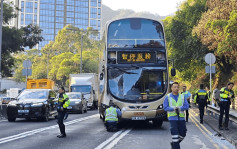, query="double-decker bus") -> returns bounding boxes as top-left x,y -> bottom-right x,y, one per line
98,18 -> 175,127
